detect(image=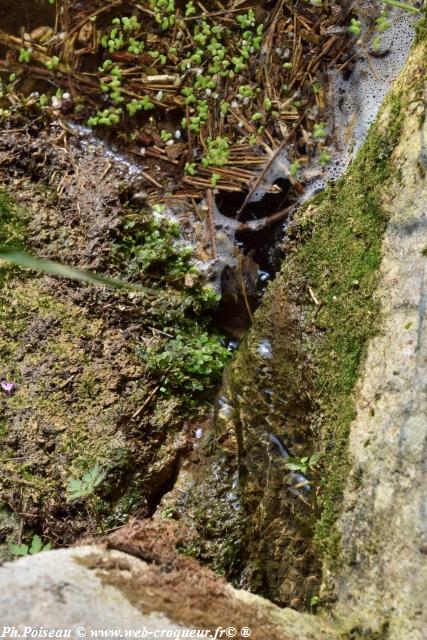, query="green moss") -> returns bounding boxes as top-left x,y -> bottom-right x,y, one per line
113,209 -> 230,405
0,189 -> 29,295
292,91 -> 405,563
0,190 -> 27,247
415,5 -> 427,44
